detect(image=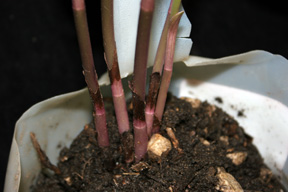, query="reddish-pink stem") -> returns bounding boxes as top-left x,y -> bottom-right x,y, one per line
145,106 -> 155,136
72,0 -> 84,10
110,79 -> 129,134
153,71 -> 172,134
134,119 -> 148,161
153,12 -> 184,134
72,0 -> 109,147
94,103 -> 109,147
145,0 -> 173,137
133,0 -> 155,162
101,0 -> 130,134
